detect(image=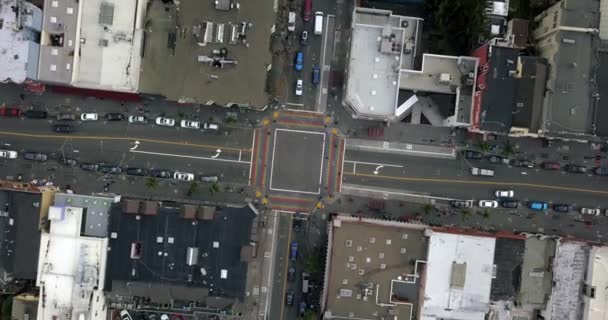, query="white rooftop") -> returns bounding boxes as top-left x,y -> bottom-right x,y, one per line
583,246 -> 608,320
0,0 -> 42,83
421,231 -> 495,320
36,206 -> 108,320
544,241 -> 586,320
